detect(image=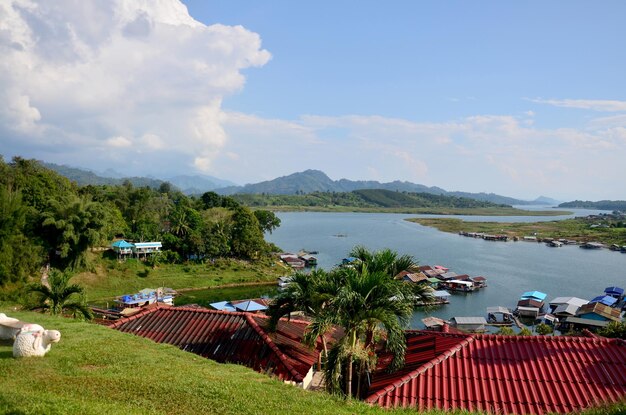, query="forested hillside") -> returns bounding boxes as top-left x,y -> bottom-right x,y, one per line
233,188 -> 506,209
558,200 -> 626,211
0,157 -> 280,287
